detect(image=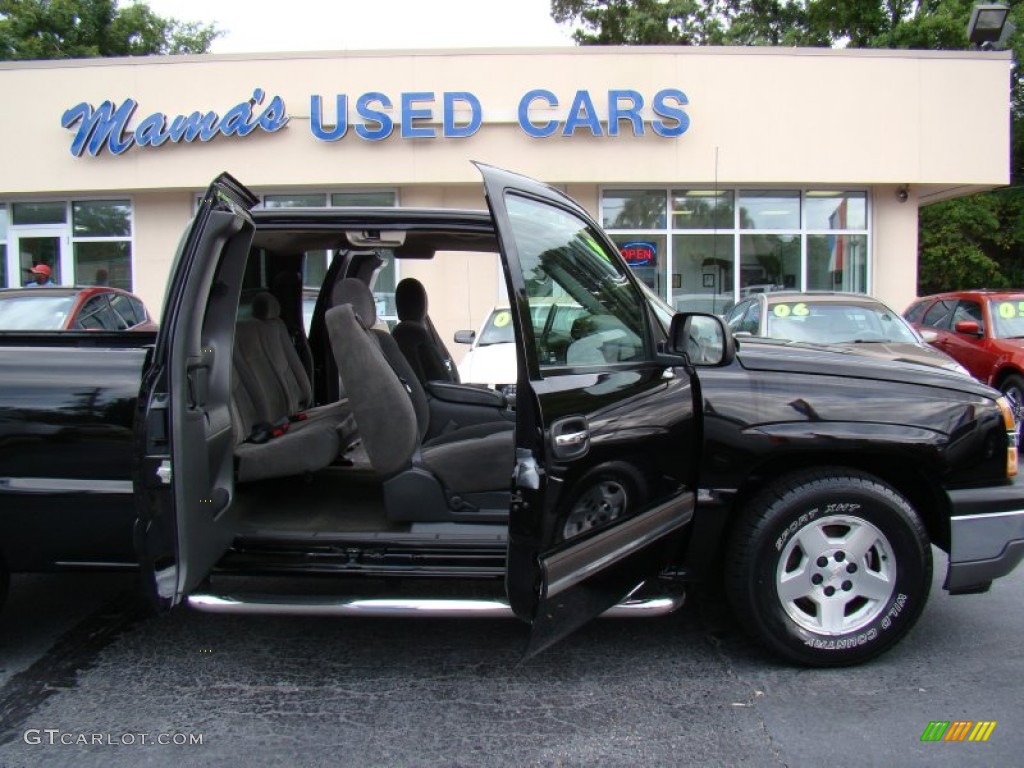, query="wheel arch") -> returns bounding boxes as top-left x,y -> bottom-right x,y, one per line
729,452 -> 950,552
992,365 -> 1024,391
